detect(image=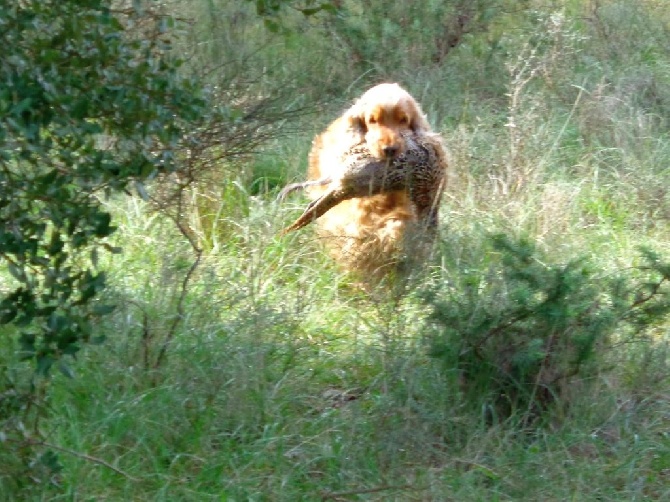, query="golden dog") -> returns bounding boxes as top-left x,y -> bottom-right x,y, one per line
305,83 -> 447,279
